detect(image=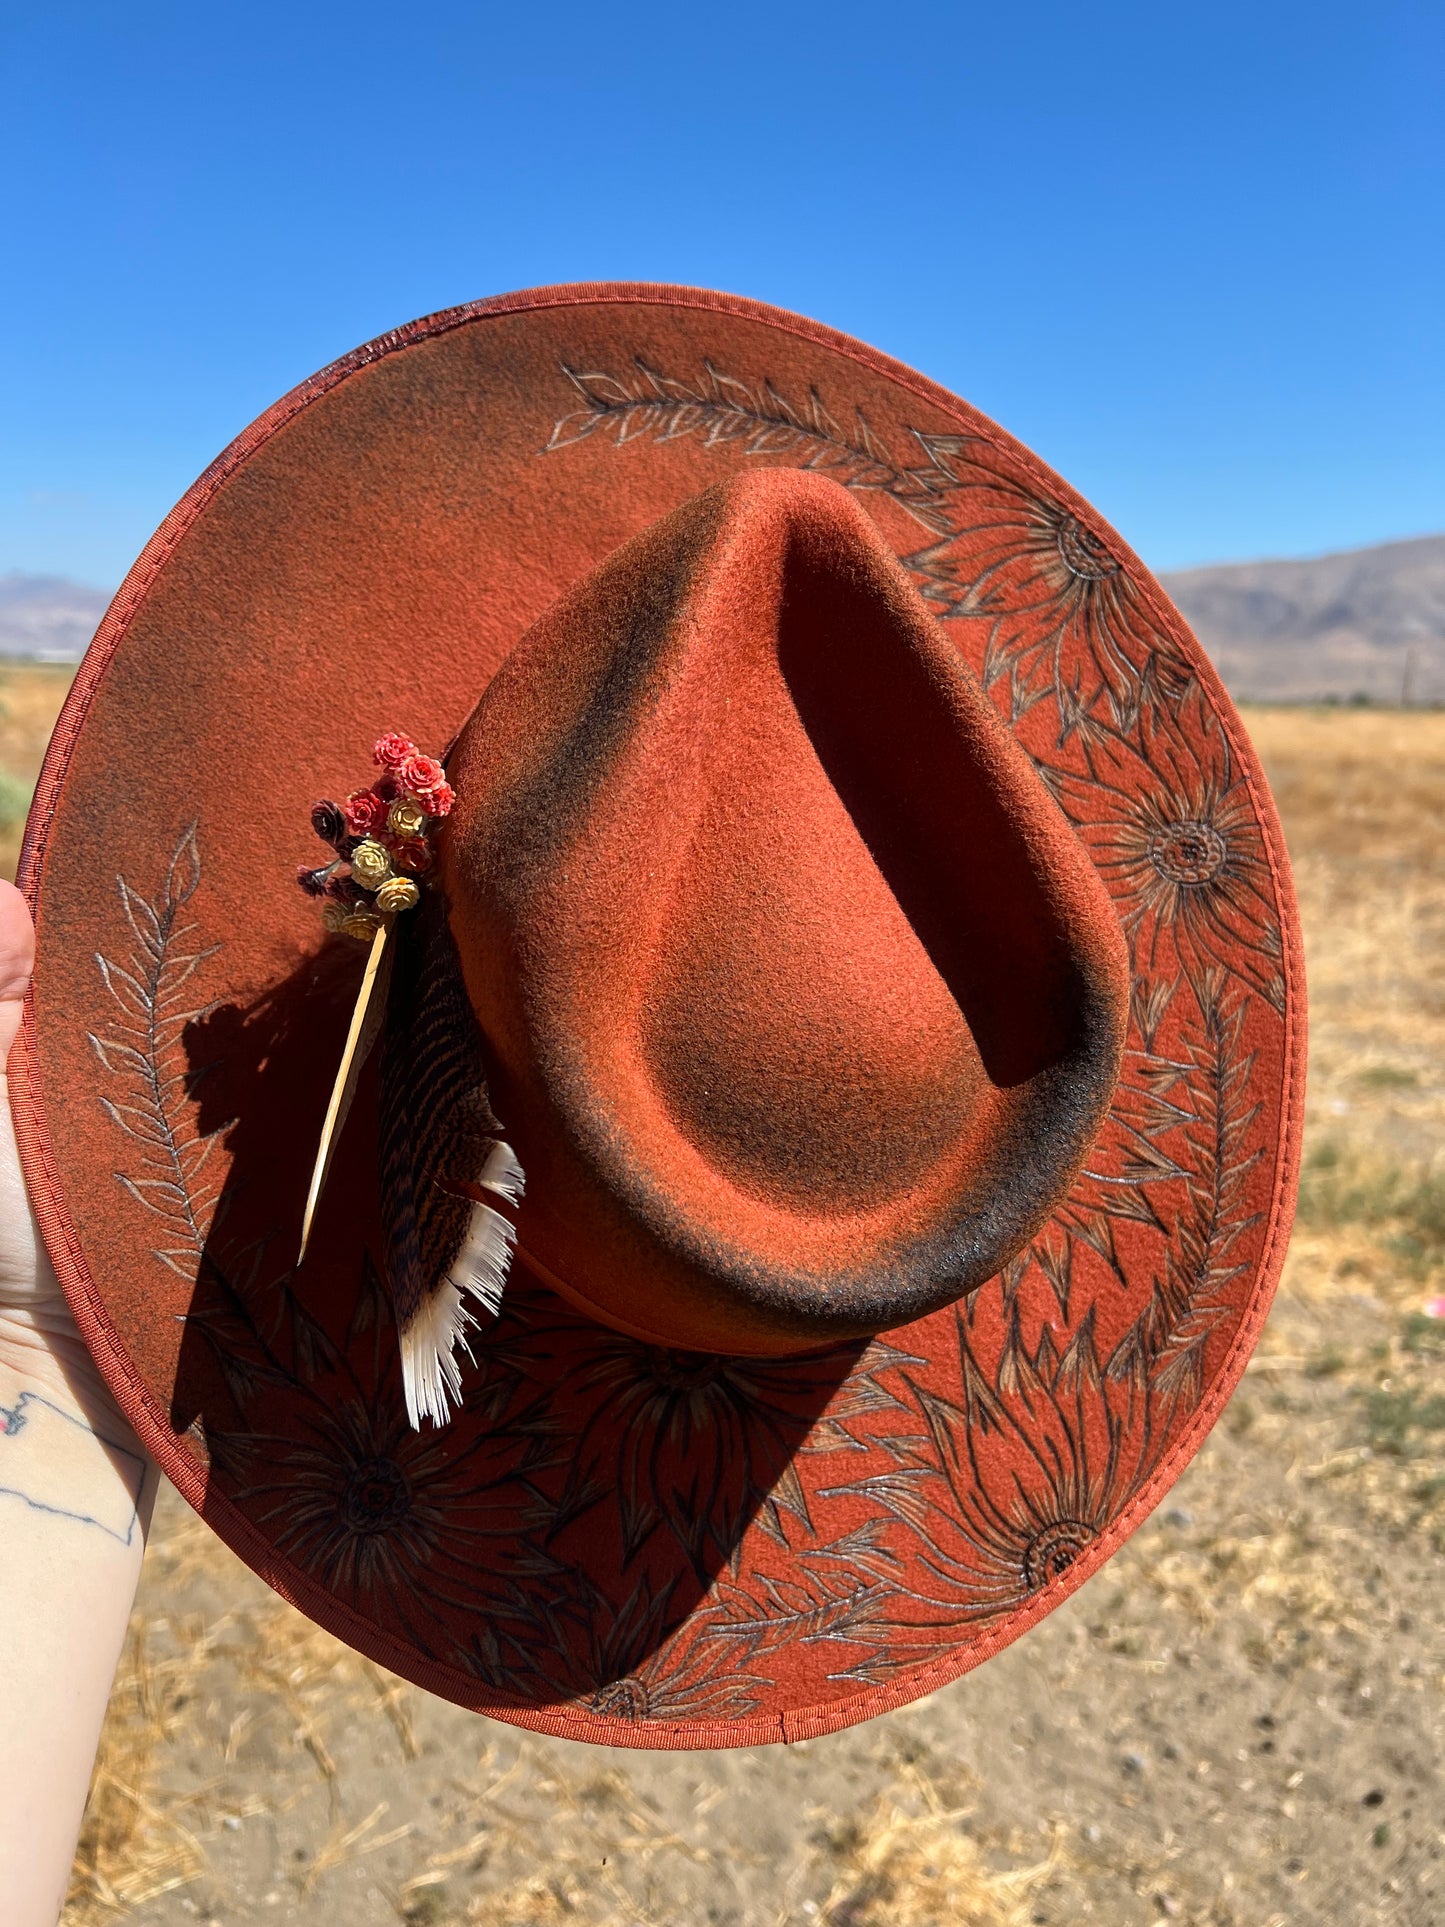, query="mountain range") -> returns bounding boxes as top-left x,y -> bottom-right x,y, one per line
1158,532 -> 1445,704
3,532 -> 1443,702
0,573 -> 112,663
